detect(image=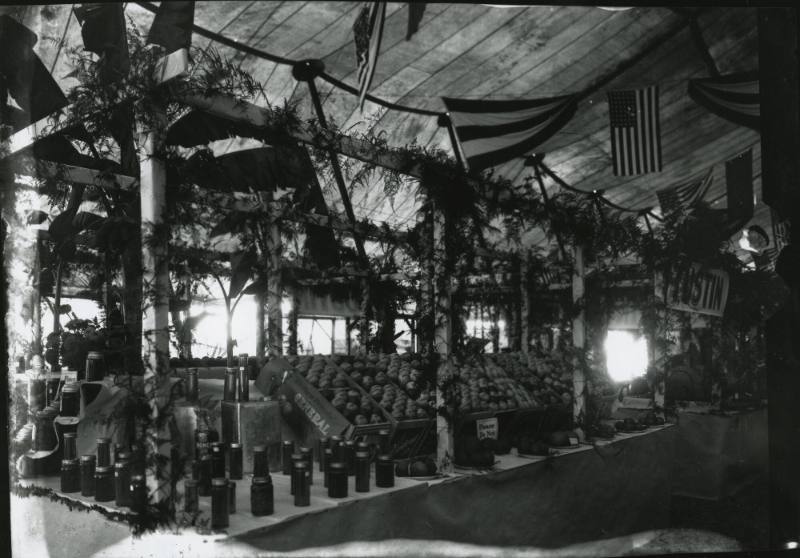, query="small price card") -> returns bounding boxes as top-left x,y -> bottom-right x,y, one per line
476,417 -> 499,440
